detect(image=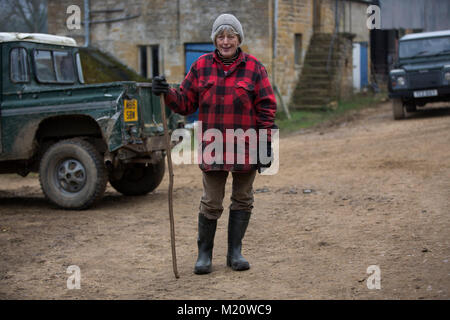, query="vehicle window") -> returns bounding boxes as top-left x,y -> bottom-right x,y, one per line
54,51 -> 75,82
10,48 -> 30,82
75,52 -> 85,84
34,50 -> 56,82
400,36 -> 450,58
